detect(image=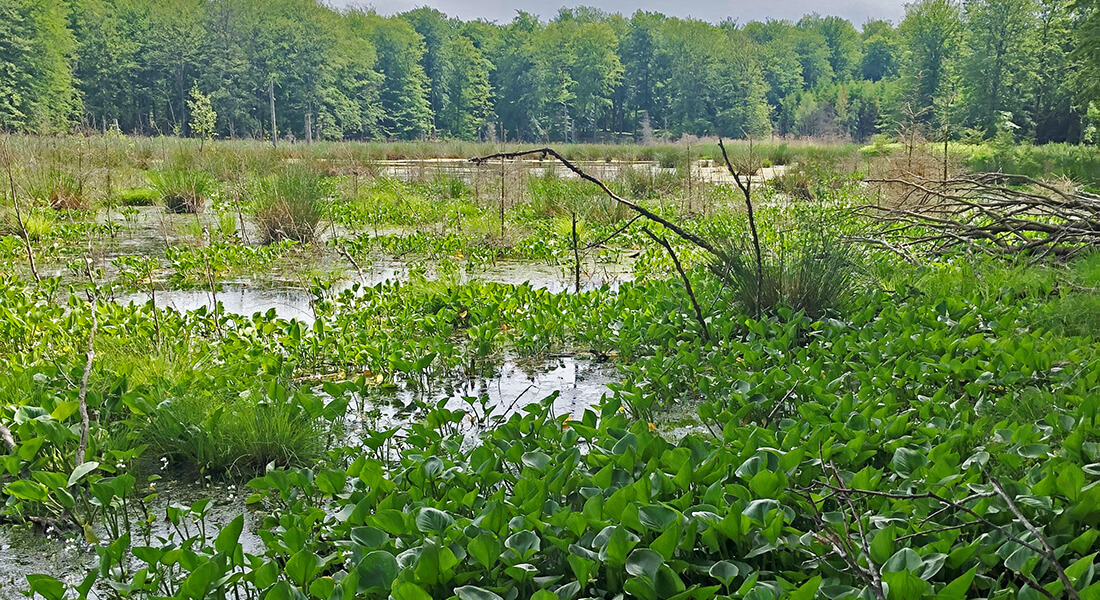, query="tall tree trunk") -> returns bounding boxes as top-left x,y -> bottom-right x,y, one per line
269,78 -> 278,149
